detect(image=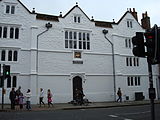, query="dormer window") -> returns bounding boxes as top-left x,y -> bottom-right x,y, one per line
74,16 -> 81,23
5,4 -> 15,14
127,20 -> 133,28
